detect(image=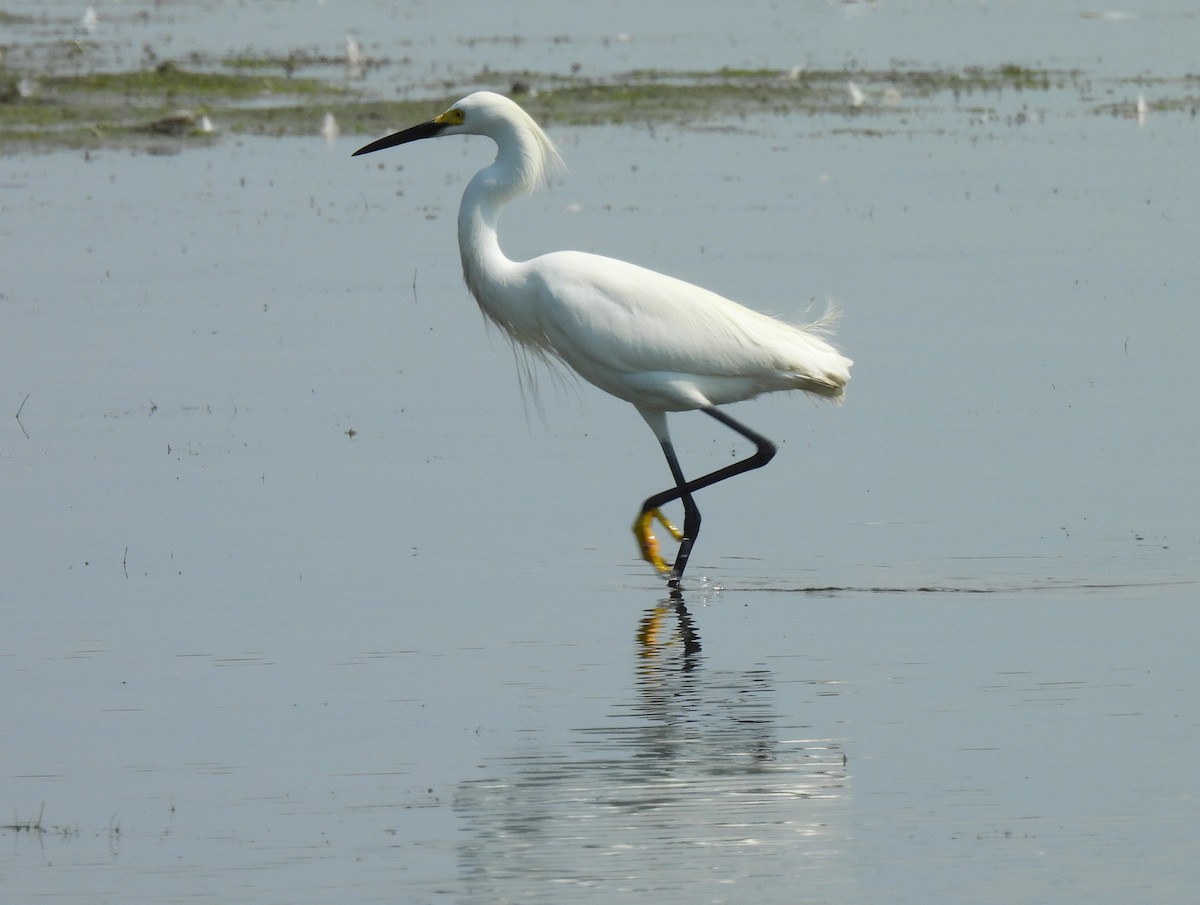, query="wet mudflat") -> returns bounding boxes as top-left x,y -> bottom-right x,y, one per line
3,2 -> 1198,903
